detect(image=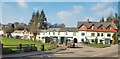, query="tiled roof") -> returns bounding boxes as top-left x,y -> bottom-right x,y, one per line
77,22 -> 118,29
46,28 -> 78,32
